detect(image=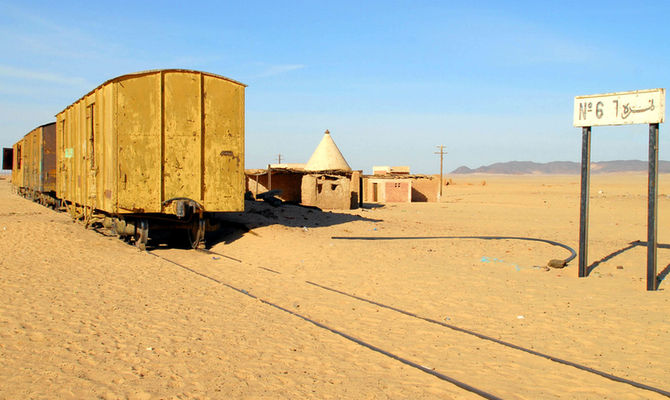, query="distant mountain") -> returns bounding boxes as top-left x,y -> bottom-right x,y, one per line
451,160 -> 670,175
